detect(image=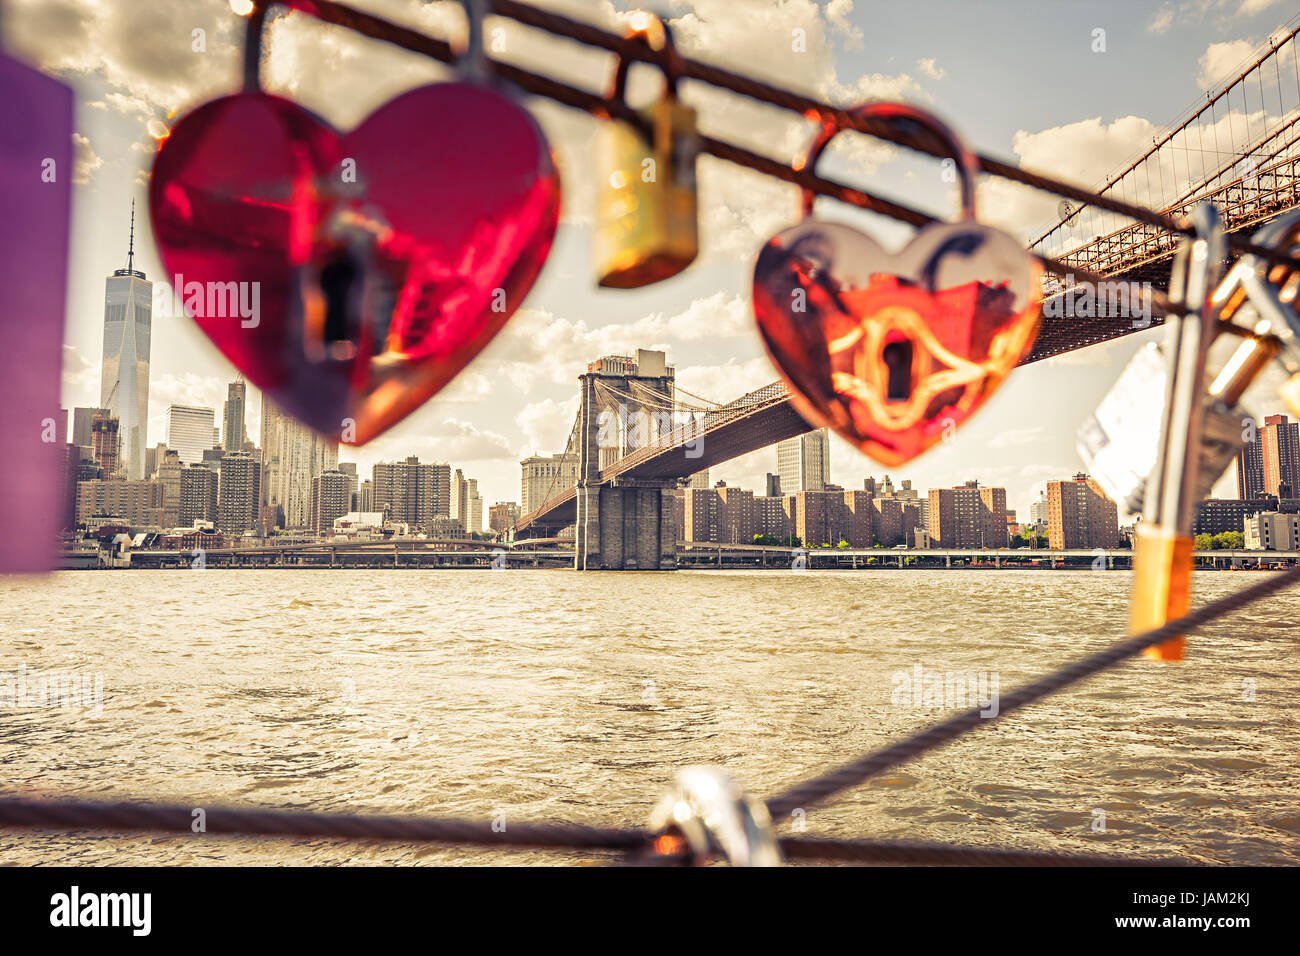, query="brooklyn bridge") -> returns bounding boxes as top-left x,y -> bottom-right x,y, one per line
514,25 -> 1300,568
